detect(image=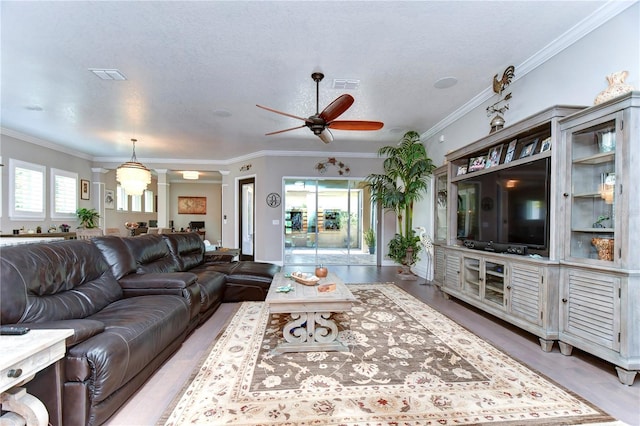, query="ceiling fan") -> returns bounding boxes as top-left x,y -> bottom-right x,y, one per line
257,72 -> 384,144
